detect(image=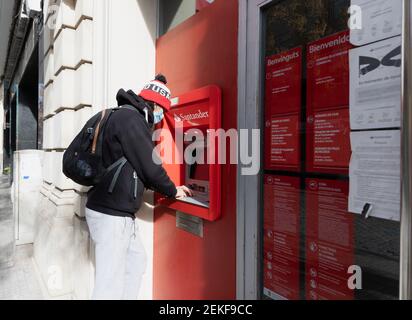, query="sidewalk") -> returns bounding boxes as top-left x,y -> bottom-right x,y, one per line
0,174 -> 13,268
0,245 -> 44,300
0,175 -> 44,300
